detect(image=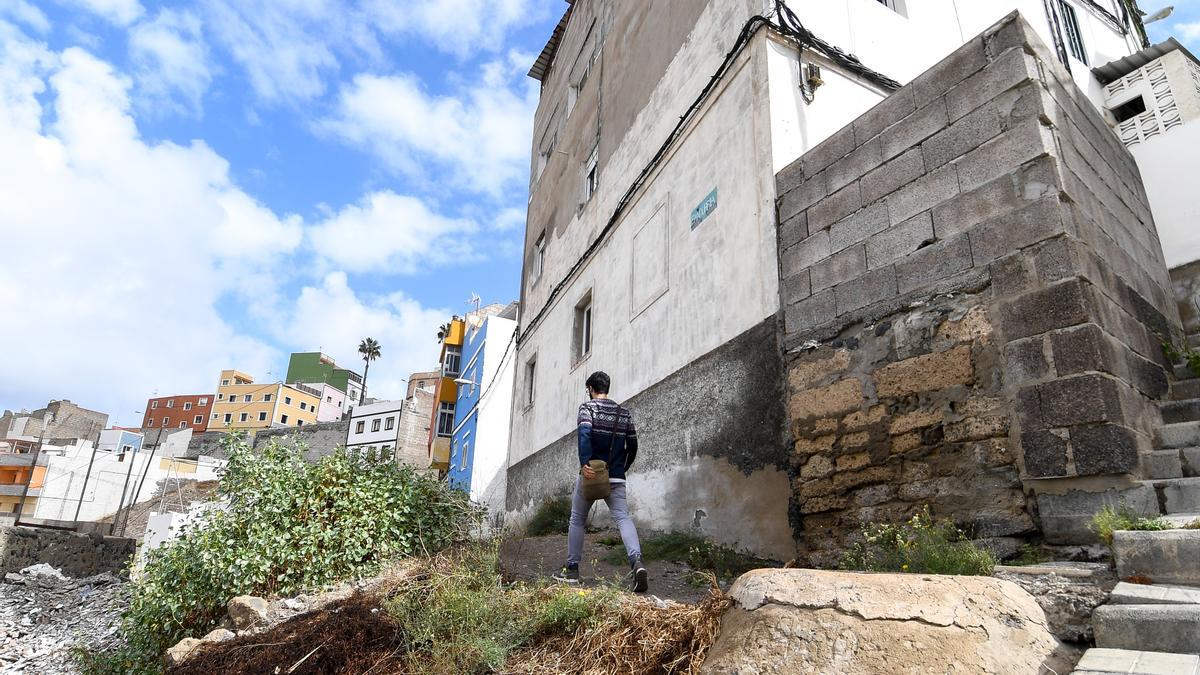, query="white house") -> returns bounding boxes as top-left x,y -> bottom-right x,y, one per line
345,400 -> 404,457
